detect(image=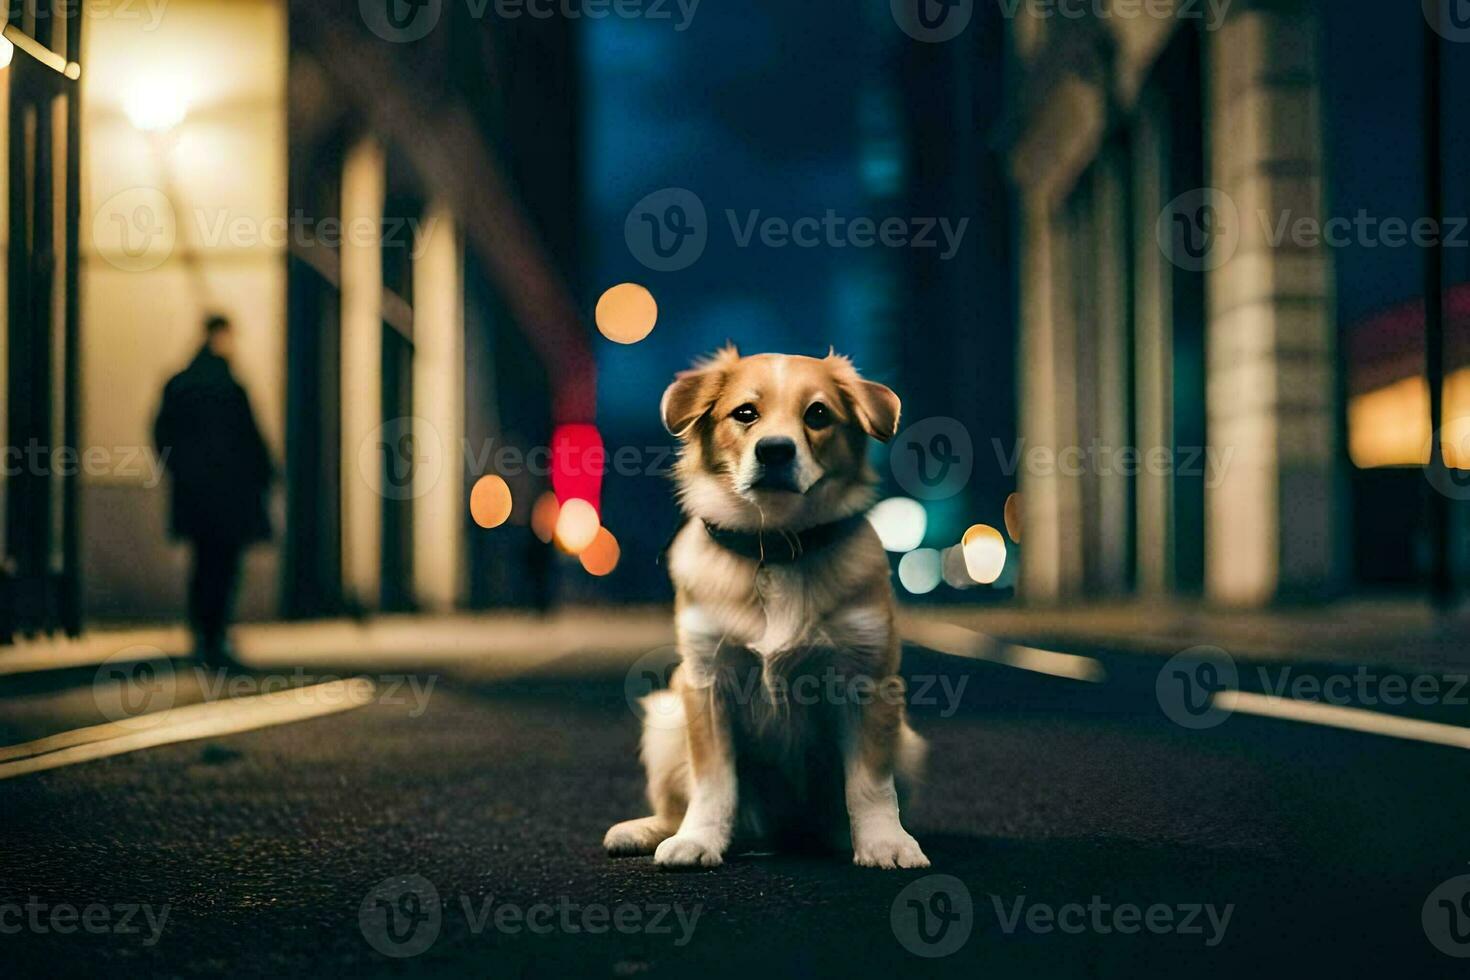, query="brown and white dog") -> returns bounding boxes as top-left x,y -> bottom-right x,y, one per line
603,346 -> 929,869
